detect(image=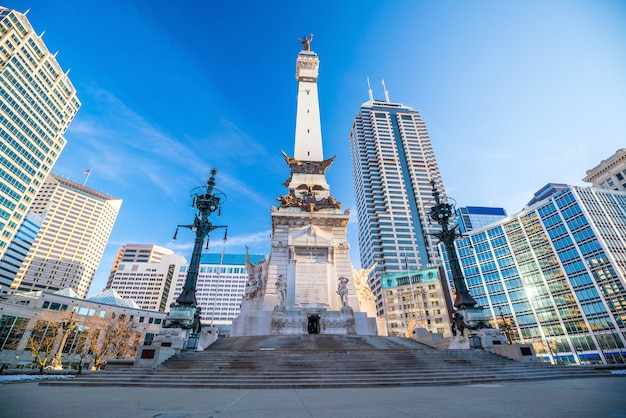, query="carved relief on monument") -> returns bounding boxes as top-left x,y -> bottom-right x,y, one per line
353,268 -> 376,303
276,189 -> 341,212
294,248 -> 329,305
334,241 -> 350,251
281,151 -> 335,174
297,60 -> 319,71
244,246 -> 270,300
